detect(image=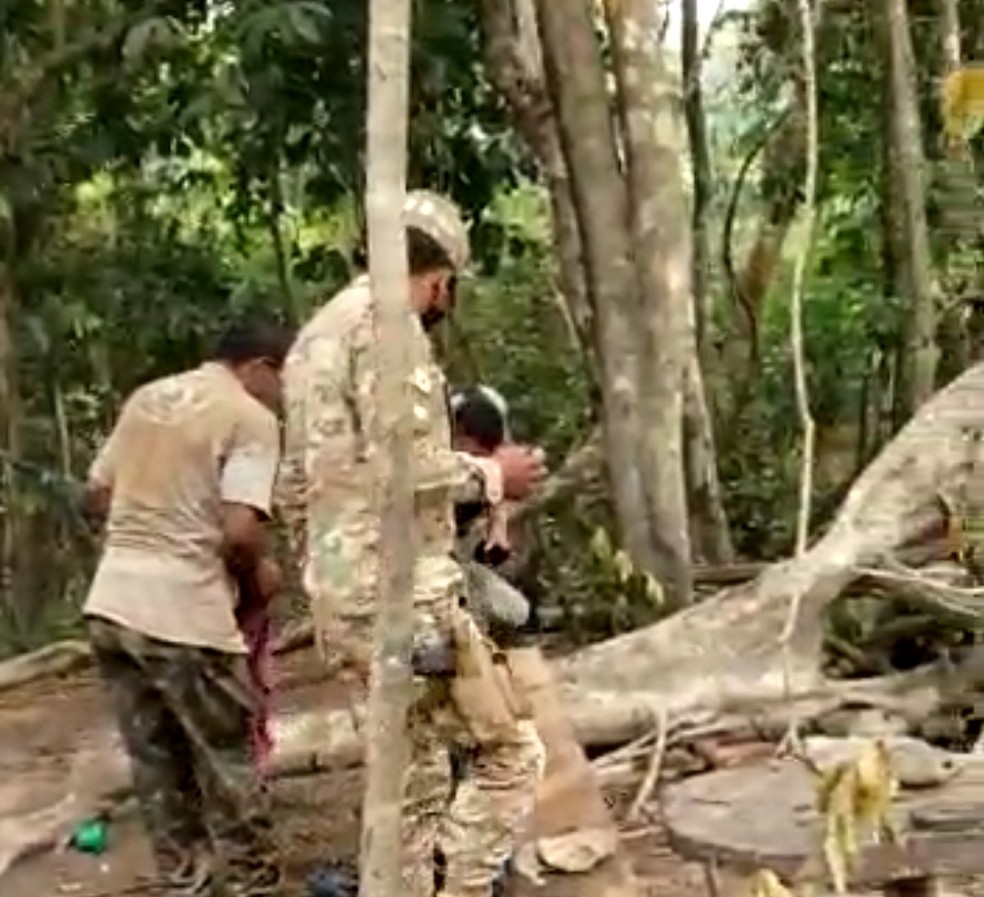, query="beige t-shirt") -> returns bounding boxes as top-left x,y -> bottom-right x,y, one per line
84,362 -> 281,653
